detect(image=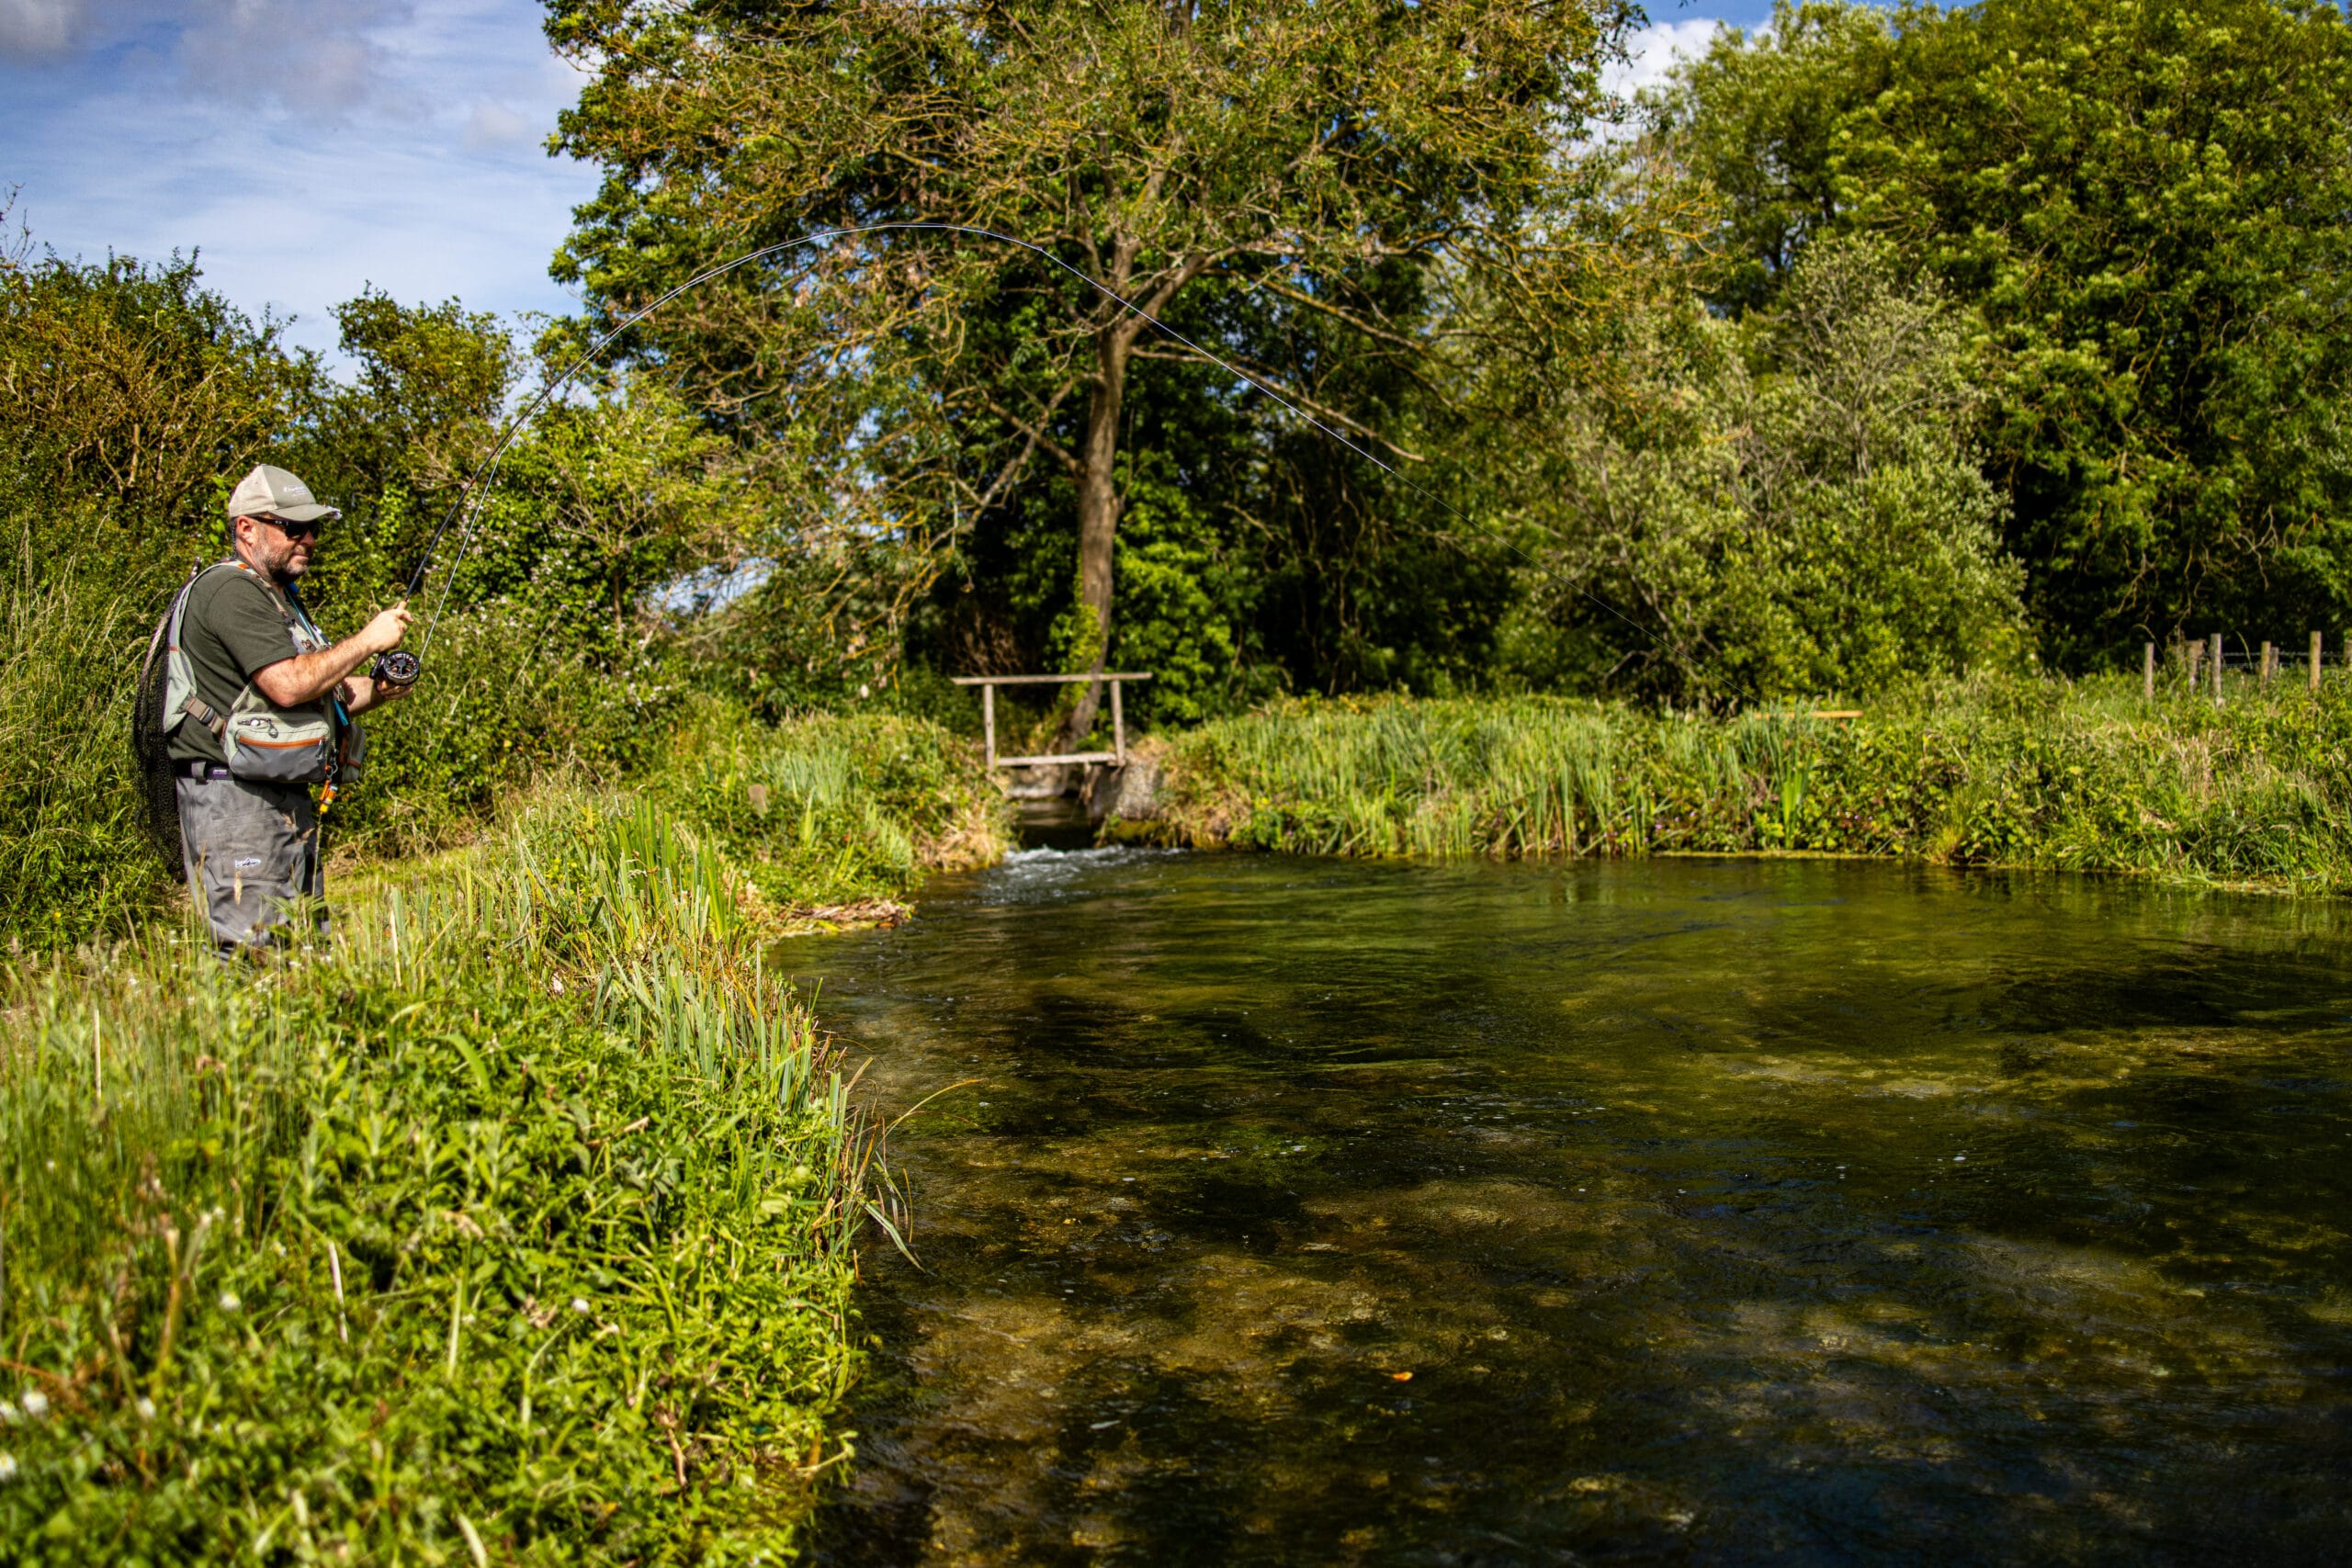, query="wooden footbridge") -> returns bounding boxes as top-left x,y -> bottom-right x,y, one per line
952,672 -> 1153,768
